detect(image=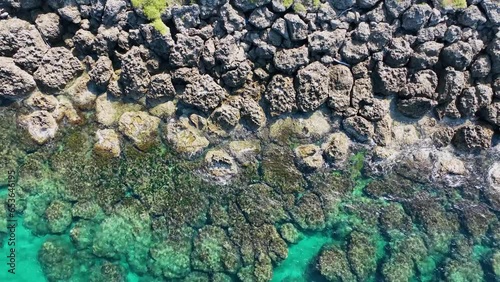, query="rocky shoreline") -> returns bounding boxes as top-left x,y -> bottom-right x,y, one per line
1,0 -> 500,281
